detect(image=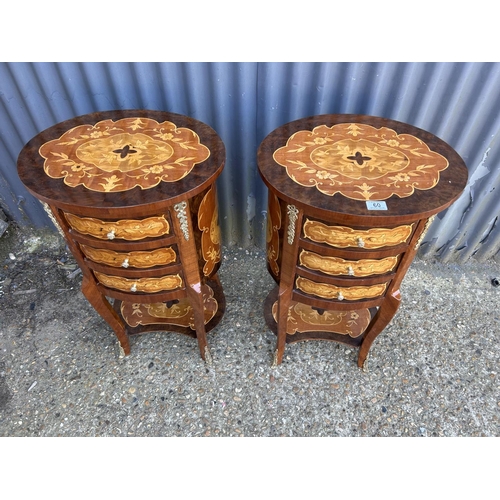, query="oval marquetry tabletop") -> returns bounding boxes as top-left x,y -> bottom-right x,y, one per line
17,109 -> 225,217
